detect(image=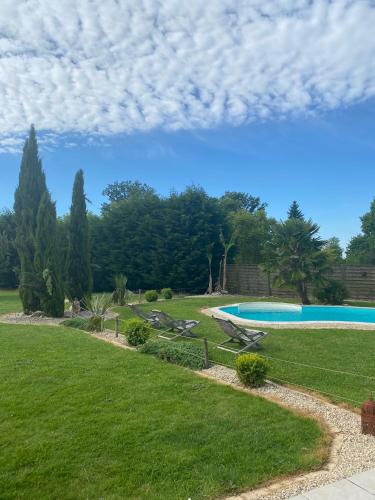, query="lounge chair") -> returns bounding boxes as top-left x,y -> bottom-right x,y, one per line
213,316 -> 268,353
129,304 -> 162,328
151,310 -> 200,340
